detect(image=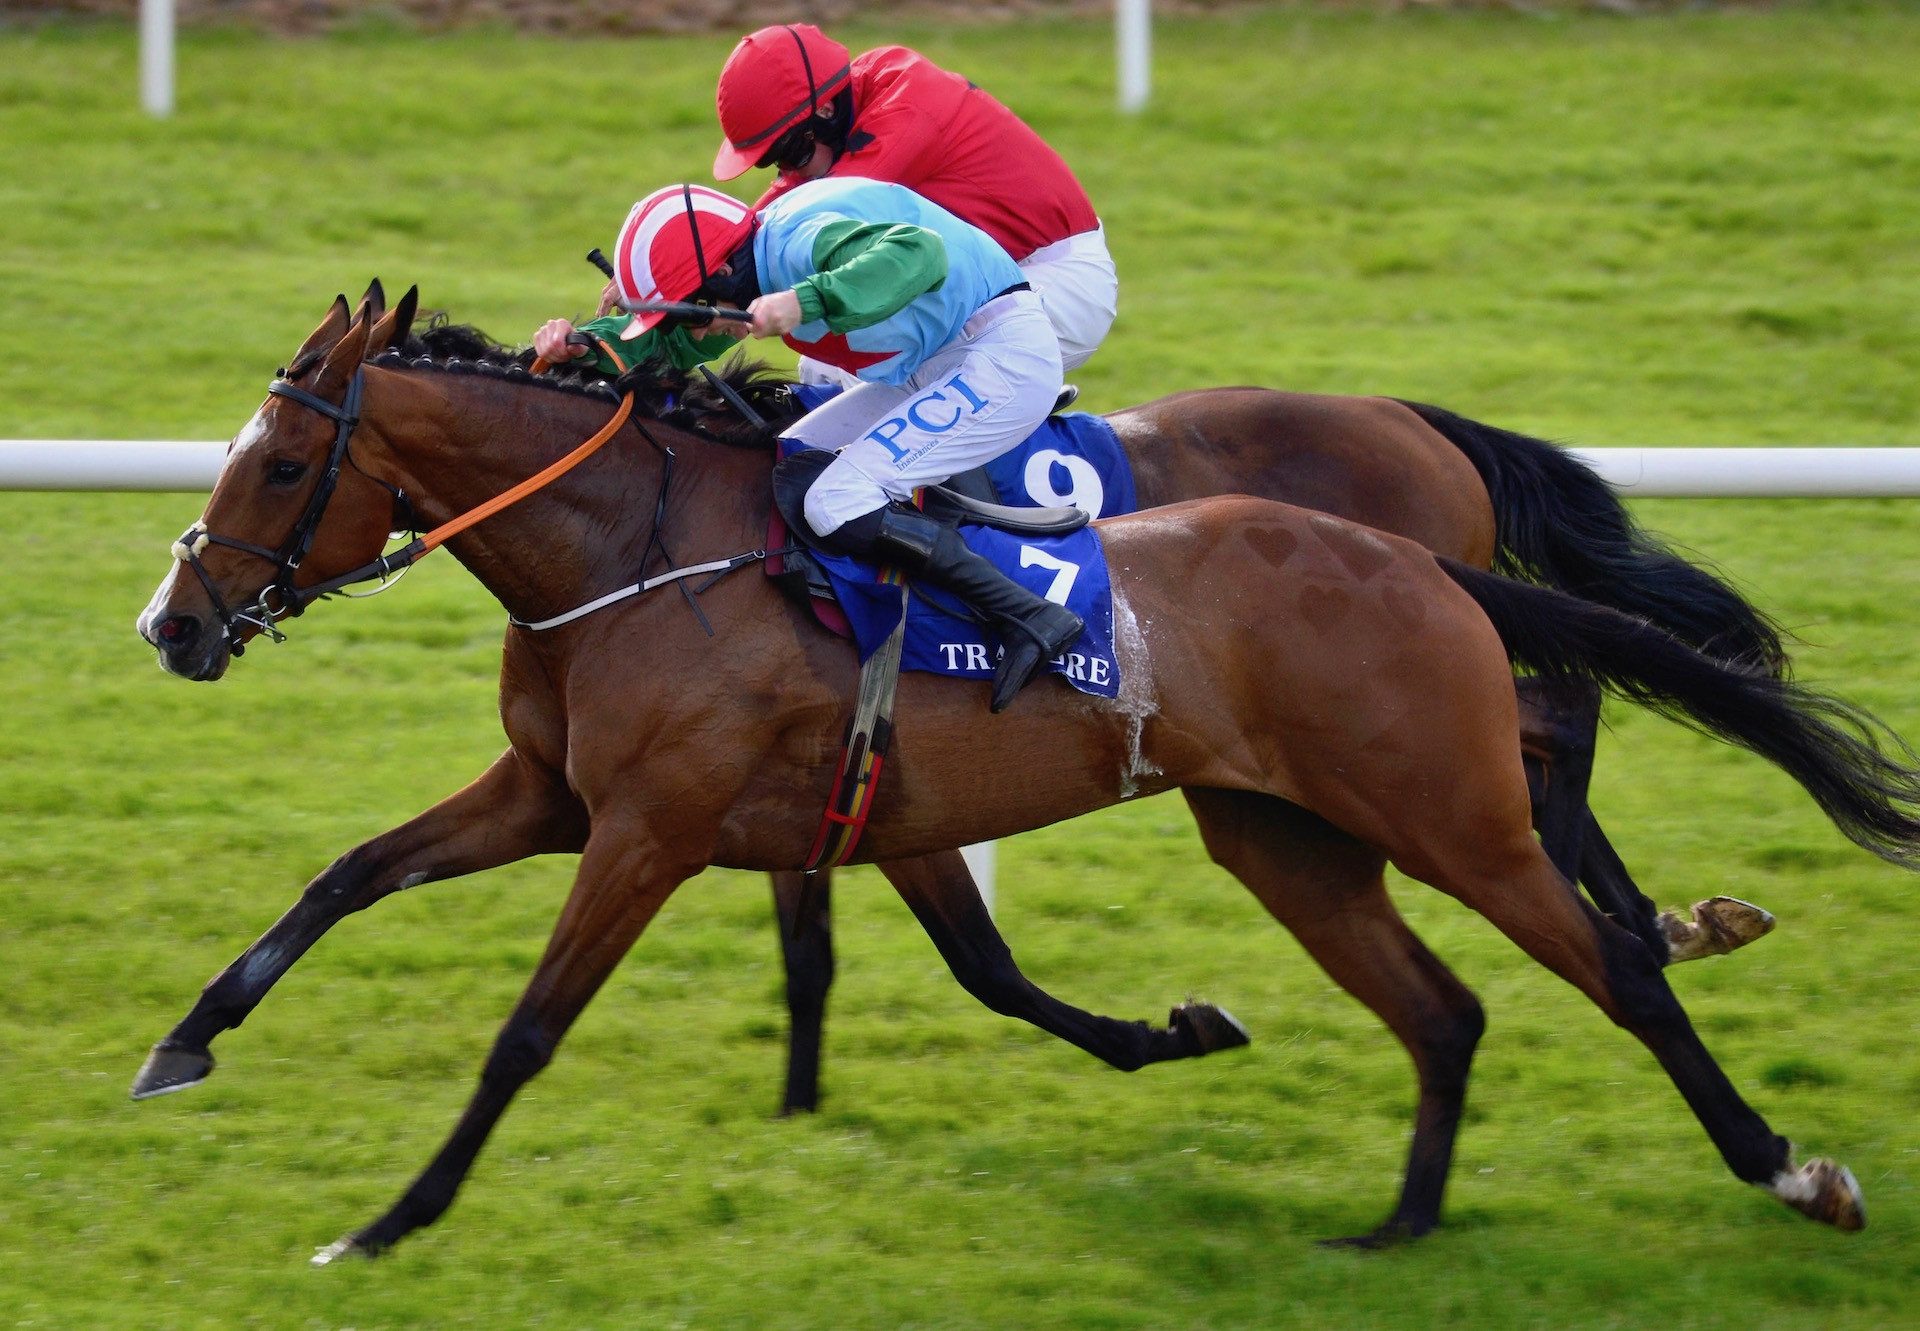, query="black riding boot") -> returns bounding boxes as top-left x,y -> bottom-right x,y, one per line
873,508 -> 1083,713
